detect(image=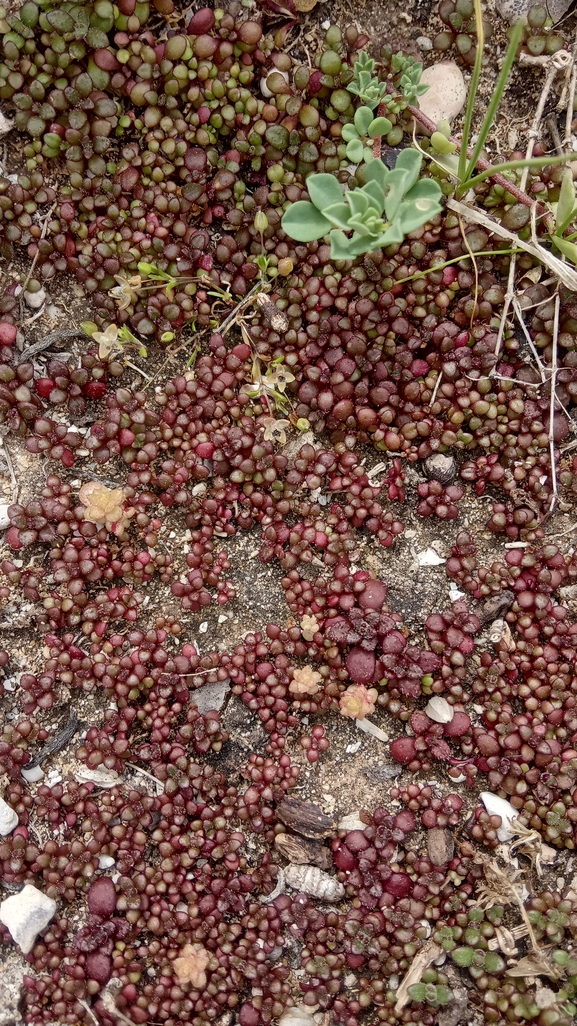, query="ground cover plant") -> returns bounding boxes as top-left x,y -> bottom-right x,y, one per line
2,1 -> 577,1025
